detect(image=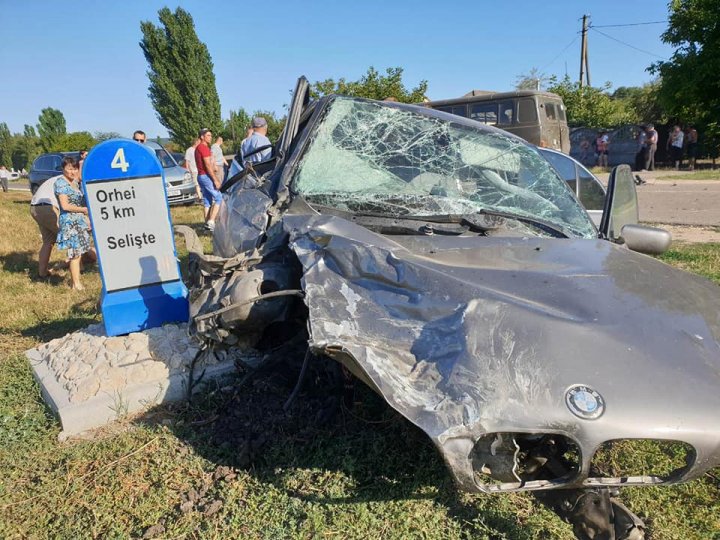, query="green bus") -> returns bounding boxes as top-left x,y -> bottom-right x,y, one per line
423,90 -> 571,153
